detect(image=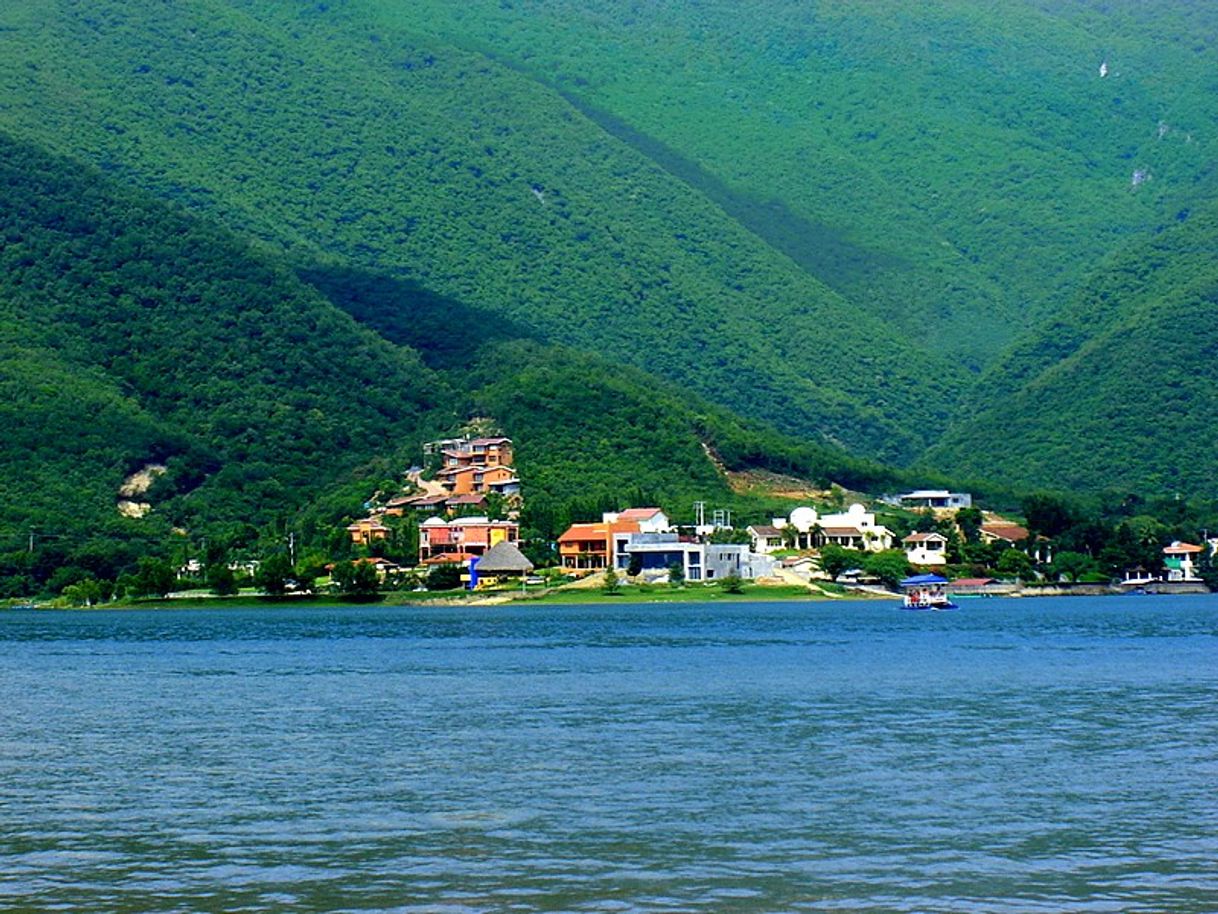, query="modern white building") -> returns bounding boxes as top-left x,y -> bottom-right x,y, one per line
898,490 -> 972,510
616,534 -> 775,581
